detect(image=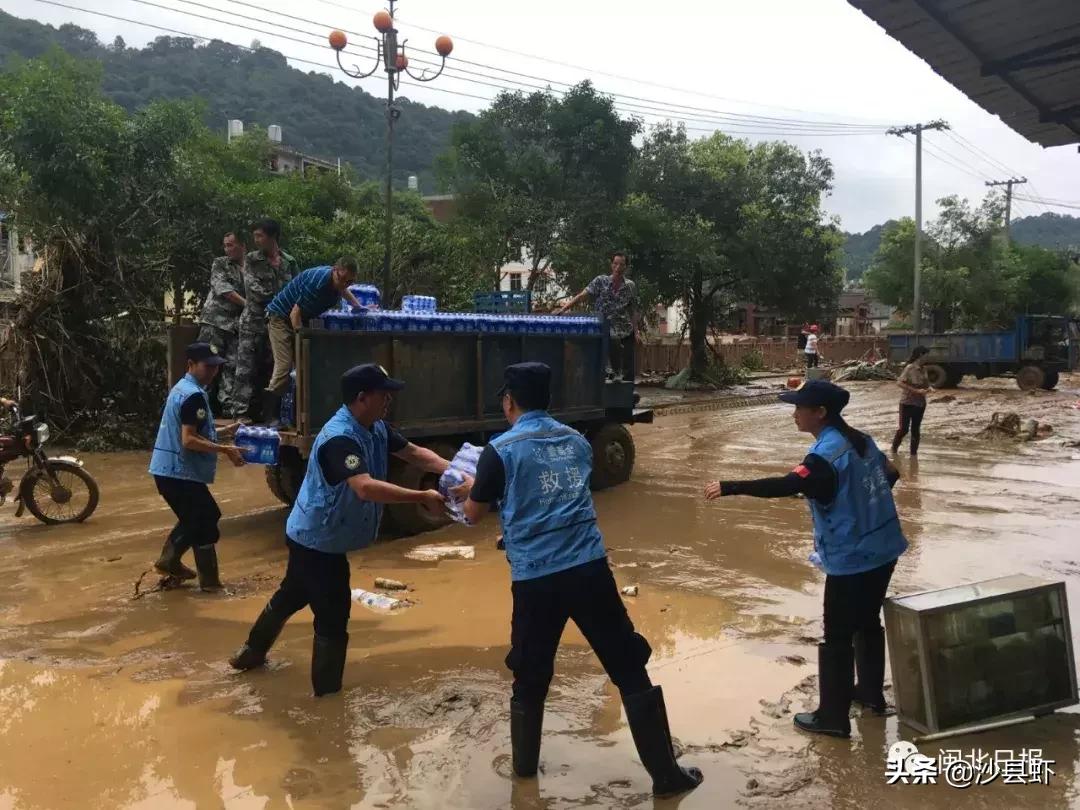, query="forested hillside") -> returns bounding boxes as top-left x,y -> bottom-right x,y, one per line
0,10 -> 471,190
